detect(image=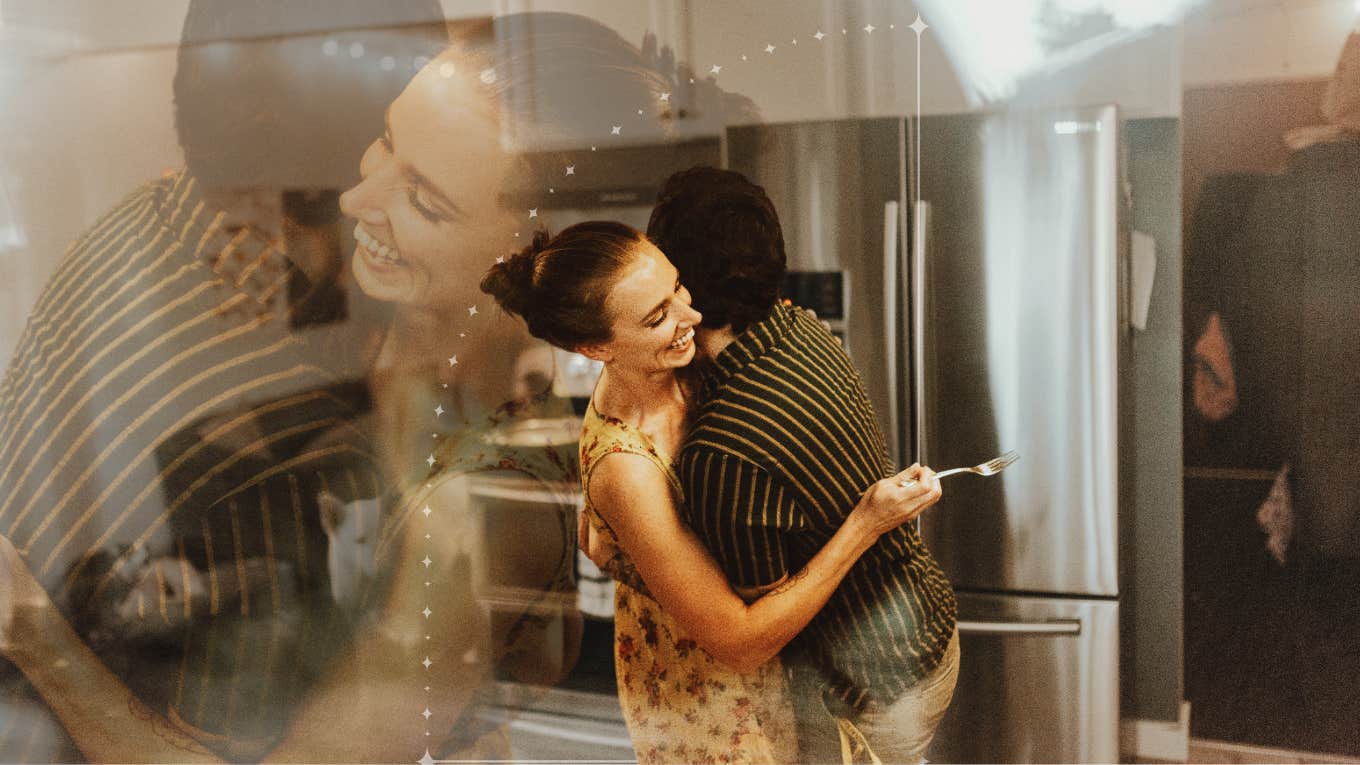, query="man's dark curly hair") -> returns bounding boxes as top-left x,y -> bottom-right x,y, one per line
646,166 -> 785,334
